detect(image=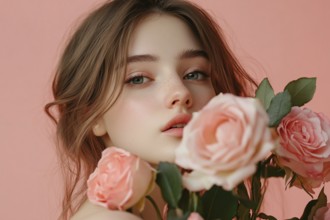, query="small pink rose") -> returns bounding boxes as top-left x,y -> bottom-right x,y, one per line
188,212 -> 204,220
175,93 -> 274,191
313,203 -> 330,220
87,147 -> 154,210
276,107 -> 330,185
